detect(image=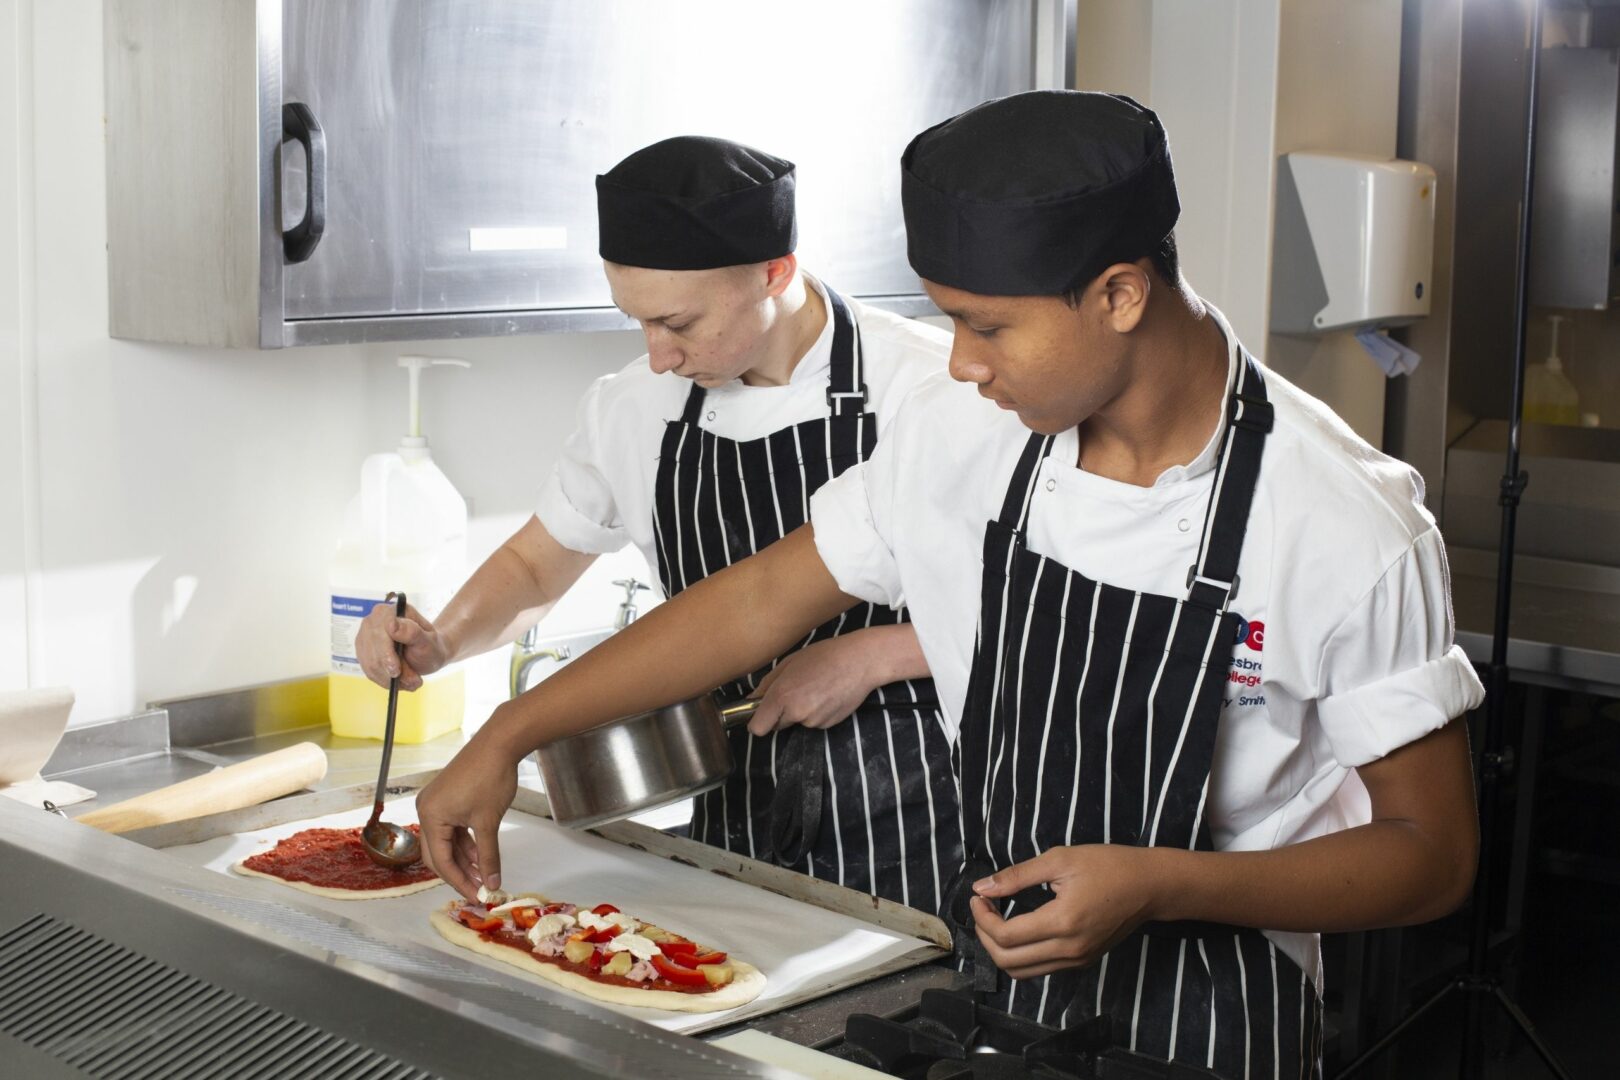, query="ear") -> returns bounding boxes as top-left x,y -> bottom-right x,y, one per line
1097,261 -> 1151,333
761,253 -> 799,299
